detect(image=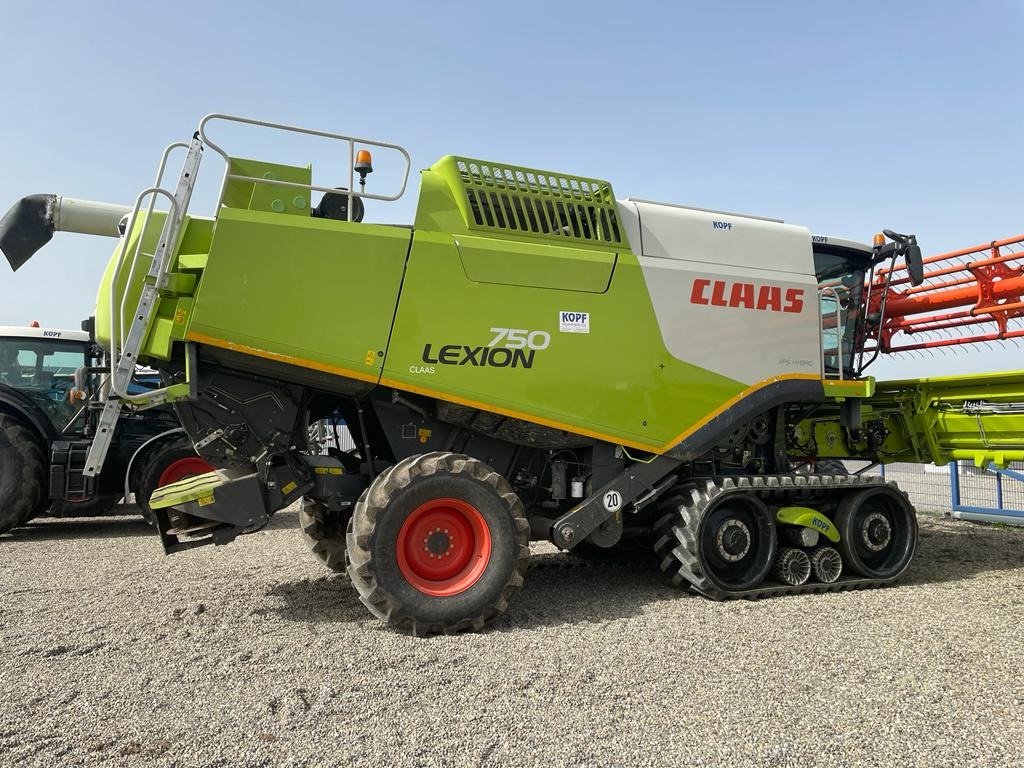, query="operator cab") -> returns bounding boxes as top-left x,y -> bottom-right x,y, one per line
0,326 -> 91,431
810,236 -> 875,378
